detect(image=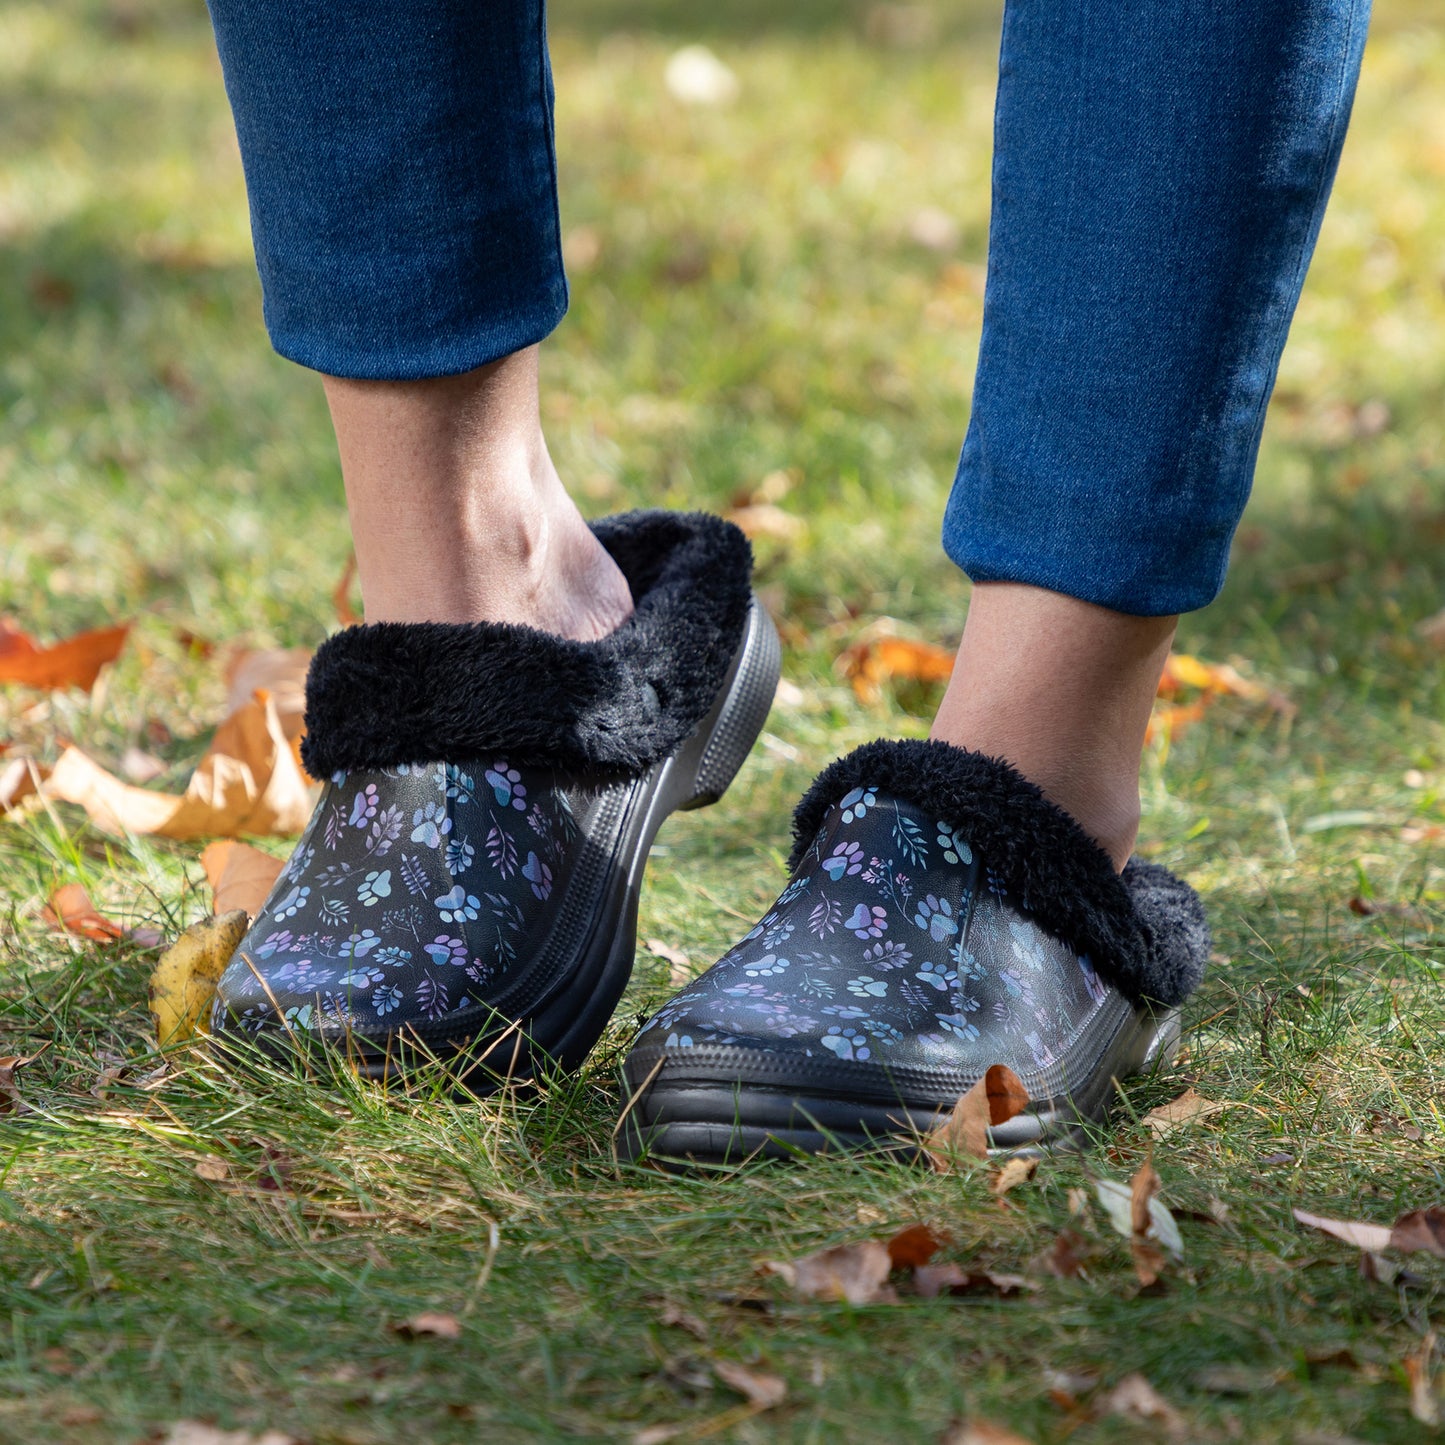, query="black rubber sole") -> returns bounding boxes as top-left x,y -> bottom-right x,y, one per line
224,599 -> 781,1095
618,1005 -> 1180,1166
